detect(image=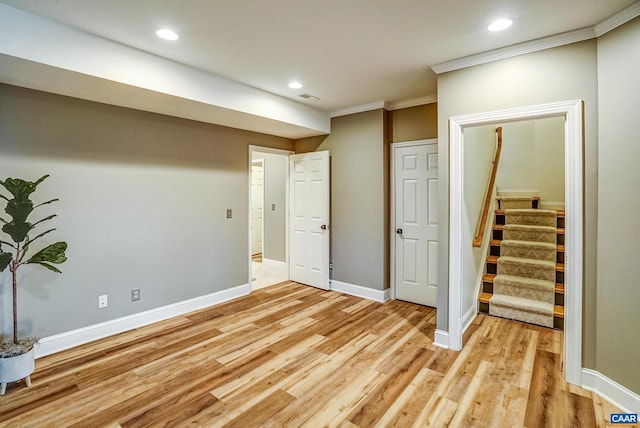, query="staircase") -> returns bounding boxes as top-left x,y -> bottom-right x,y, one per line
478,195 -> 565,329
